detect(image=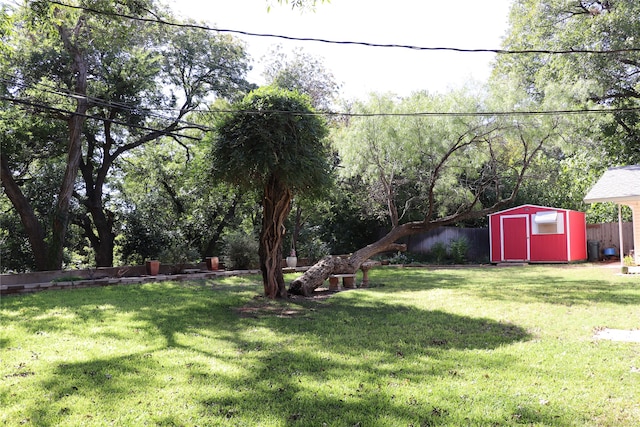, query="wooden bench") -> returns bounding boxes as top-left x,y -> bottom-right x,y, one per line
328,273 -> 356,290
